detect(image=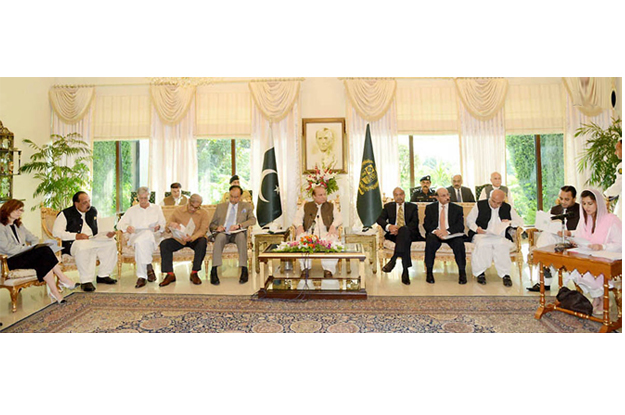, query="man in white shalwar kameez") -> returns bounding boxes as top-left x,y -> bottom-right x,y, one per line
293,185 -> 342,277
117,187 -> 166,288
467,189 -> 523,287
